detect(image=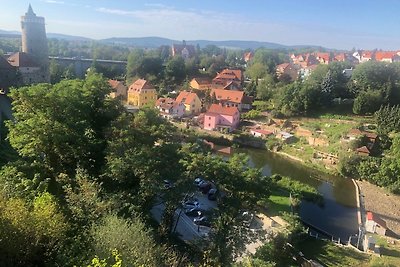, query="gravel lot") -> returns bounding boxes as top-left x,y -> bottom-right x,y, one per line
357,180 -> 400,237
